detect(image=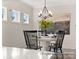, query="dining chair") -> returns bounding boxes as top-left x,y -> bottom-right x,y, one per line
48,30 -> 65,53
23,30 -> 42,50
